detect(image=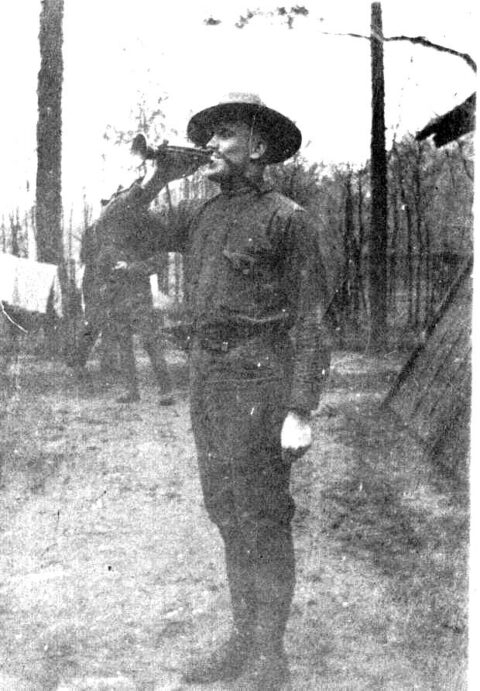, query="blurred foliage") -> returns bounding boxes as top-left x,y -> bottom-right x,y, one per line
264,133 -> 473,348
